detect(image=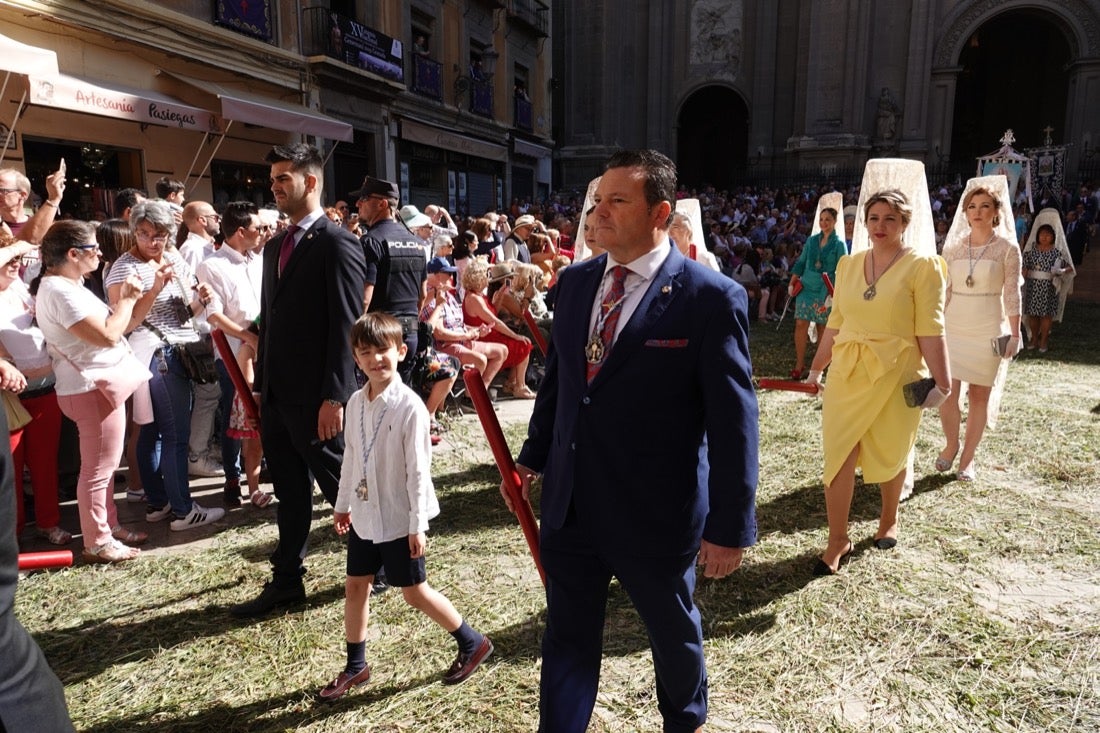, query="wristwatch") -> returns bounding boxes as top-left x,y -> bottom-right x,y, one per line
324,398 -> 343,408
